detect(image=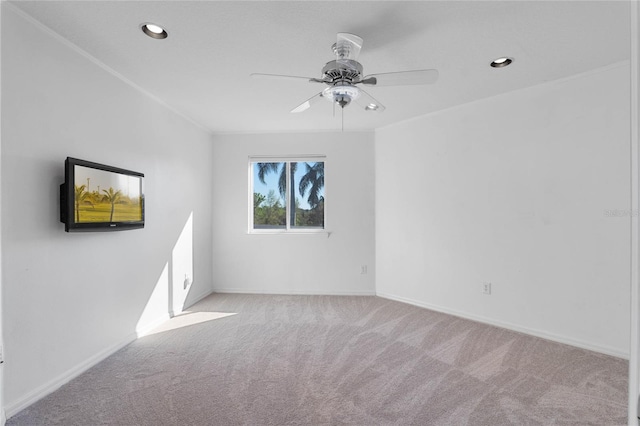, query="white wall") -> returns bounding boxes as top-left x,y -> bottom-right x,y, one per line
211,131 -> 375,295
0,0 -> 630,419
0,3 -> 5,424
1,5 -> 213,415
376,63 -> 631,357
630,3 -> 640,422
